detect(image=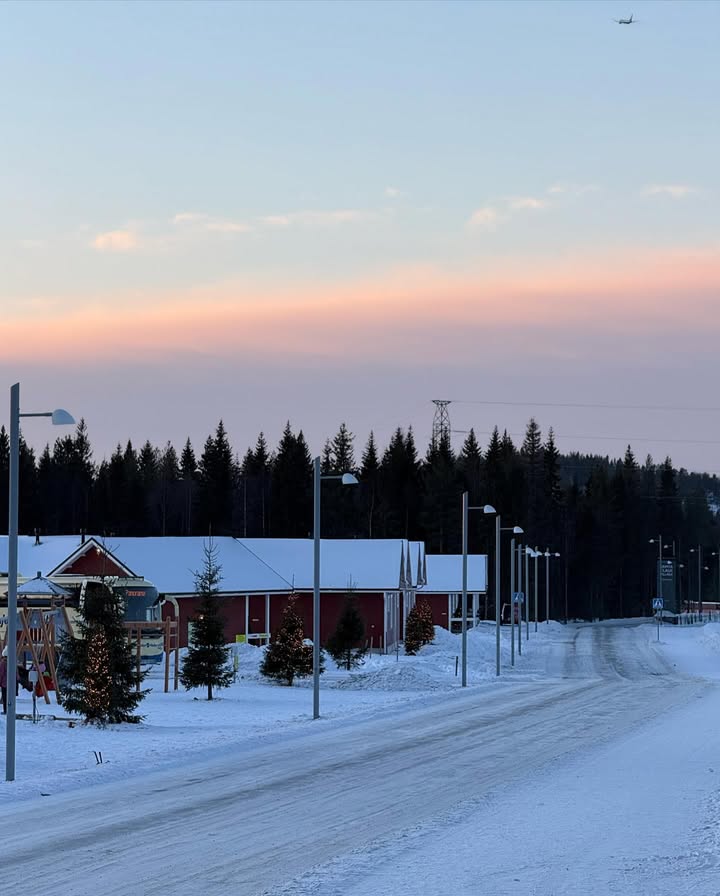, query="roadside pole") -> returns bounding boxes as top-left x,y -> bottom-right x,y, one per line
653,597 -> 663,641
